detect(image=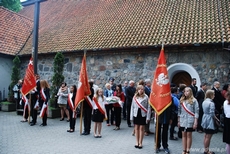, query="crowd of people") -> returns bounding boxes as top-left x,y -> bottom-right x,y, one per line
13,75 -> 230,154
